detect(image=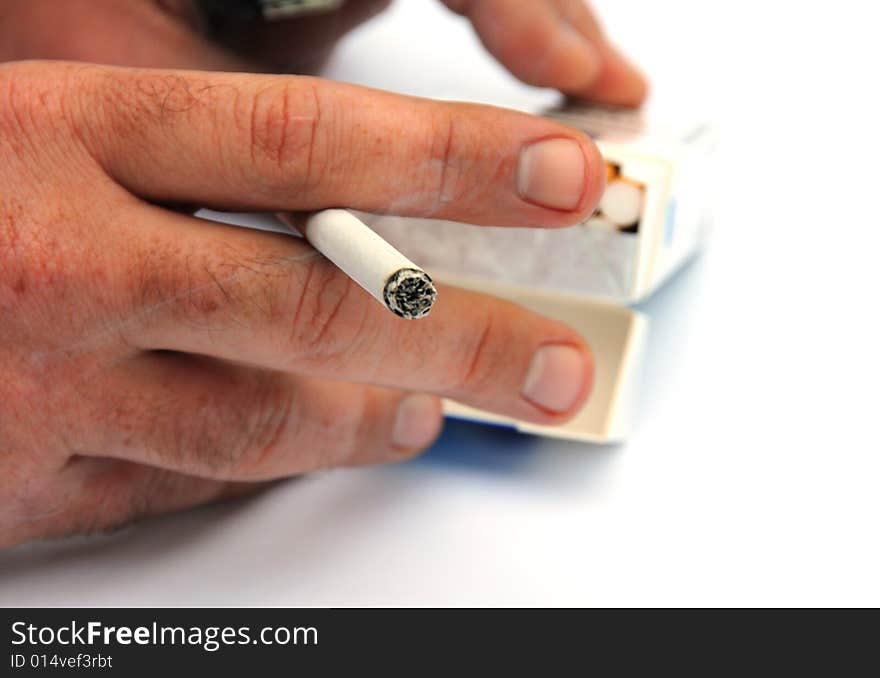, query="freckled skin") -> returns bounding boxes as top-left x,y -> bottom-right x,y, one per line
0,64 -> 260,546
